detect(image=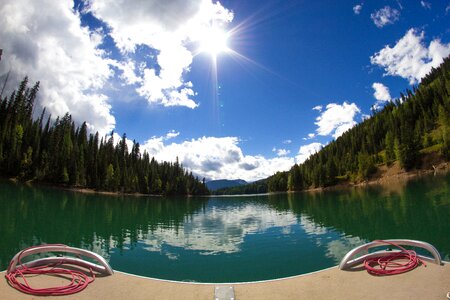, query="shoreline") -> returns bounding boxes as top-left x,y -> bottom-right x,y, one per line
3,178 -> 165,198
359,161 -> 449,186
67,186 -> 164,198
304,161 -> 449,193
3,160 -> 449,198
